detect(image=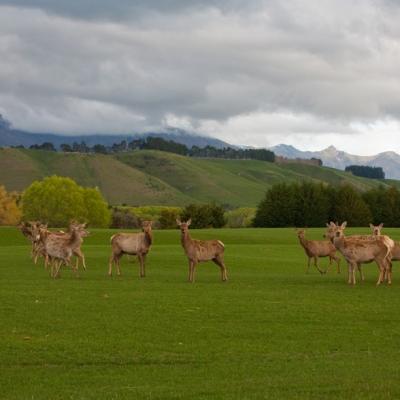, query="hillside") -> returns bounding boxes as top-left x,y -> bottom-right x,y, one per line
271,144 -> 400,180
0,148 -> 399,207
